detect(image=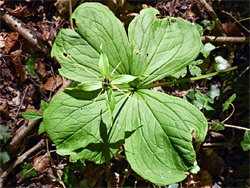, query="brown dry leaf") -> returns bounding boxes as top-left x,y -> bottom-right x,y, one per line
54,0 -> 77,15
6,5 -> 34,17
33,155 -> 51,174
25,104 -> 37,111
222,22 -> 241,36
10,50 -> 27,82
44,75 -> 63,91
4,32 -> 19,54
36,60 -> 48,77
0,35 -> 6,49
0,101 -> 10,120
